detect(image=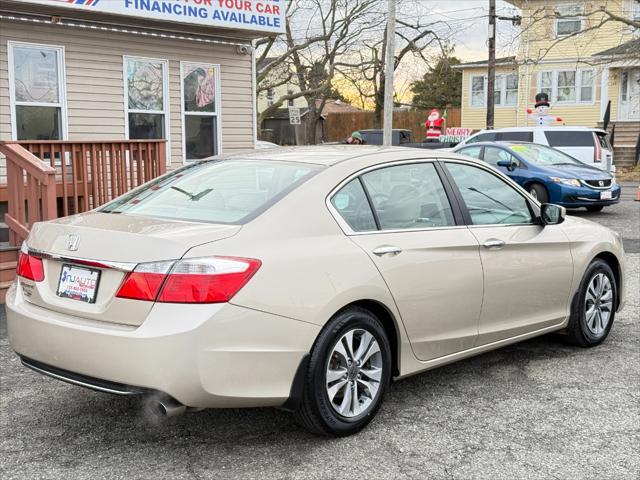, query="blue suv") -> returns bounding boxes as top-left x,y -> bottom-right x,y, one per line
453,142 -> 621,212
